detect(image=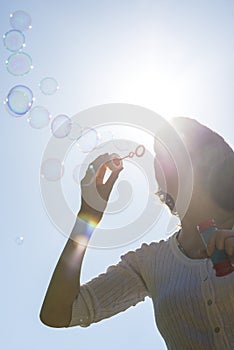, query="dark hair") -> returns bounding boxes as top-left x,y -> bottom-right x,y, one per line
156,190 -> 177,215
155,117 -> 234,212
